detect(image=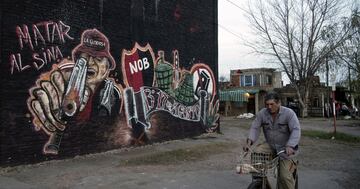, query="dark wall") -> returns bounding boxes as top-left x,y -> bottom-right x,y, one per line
0,0 -> 218,166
